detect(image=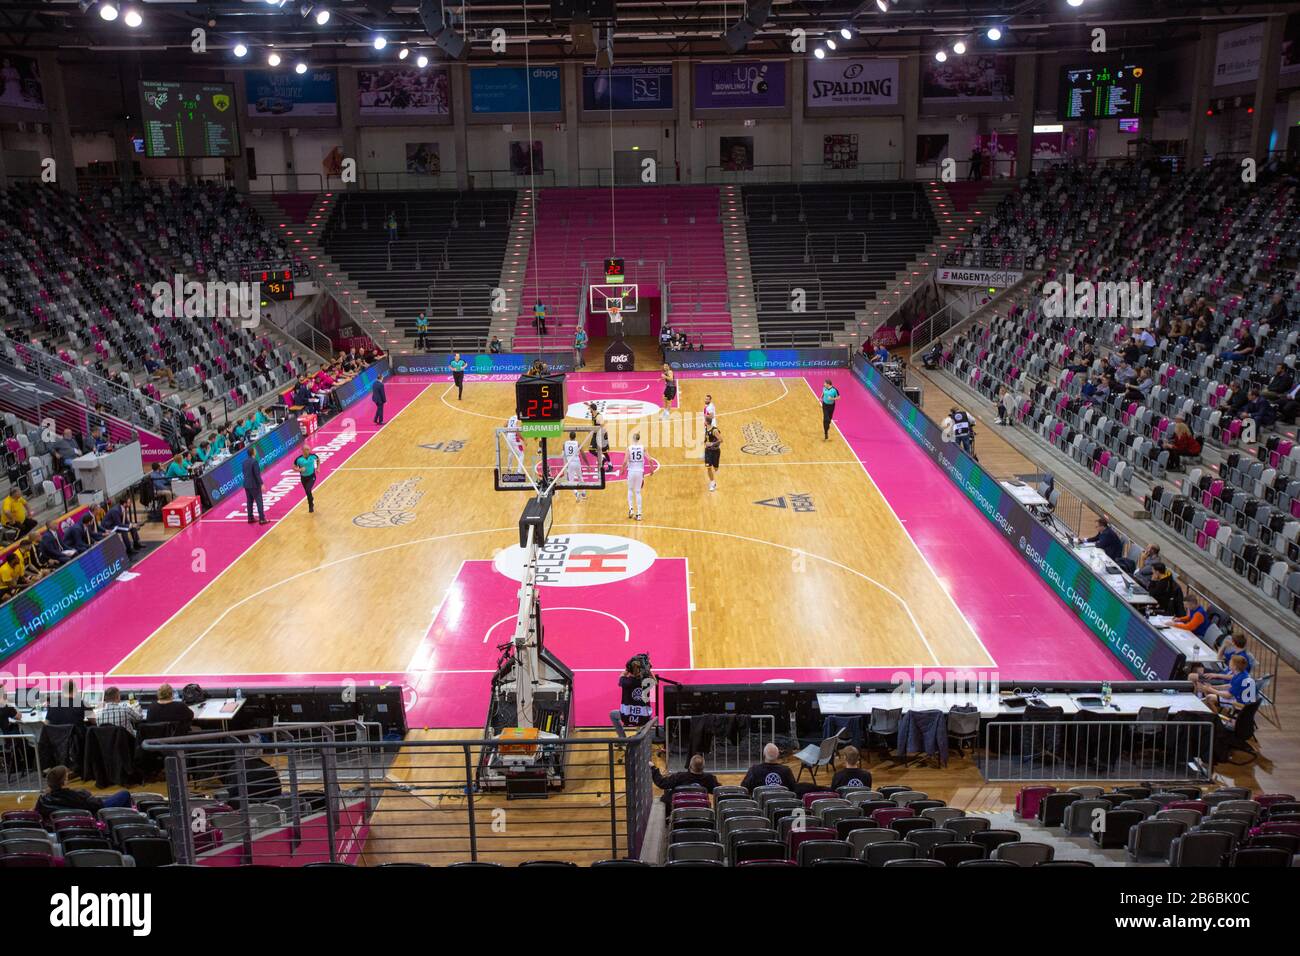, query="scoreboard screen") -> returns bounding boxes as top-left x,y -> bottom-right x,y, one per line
516,375 -> 565,422
1058,64 -> 1148,120
140,80 -> 241,159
